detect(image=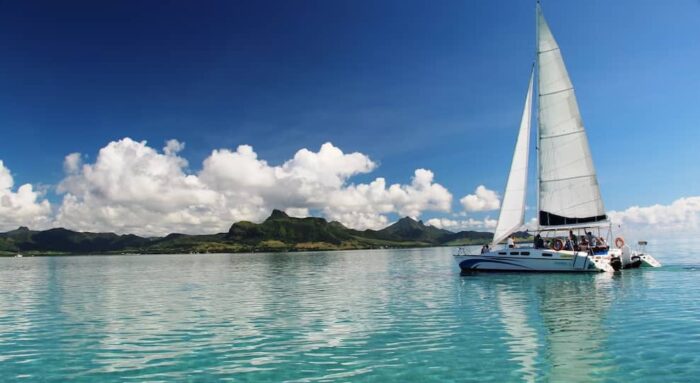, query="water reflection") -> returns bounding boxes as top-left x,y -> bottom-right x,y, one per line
465,272 -> 618,382
496,285 -> 540,382
0,245 -> 699,382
